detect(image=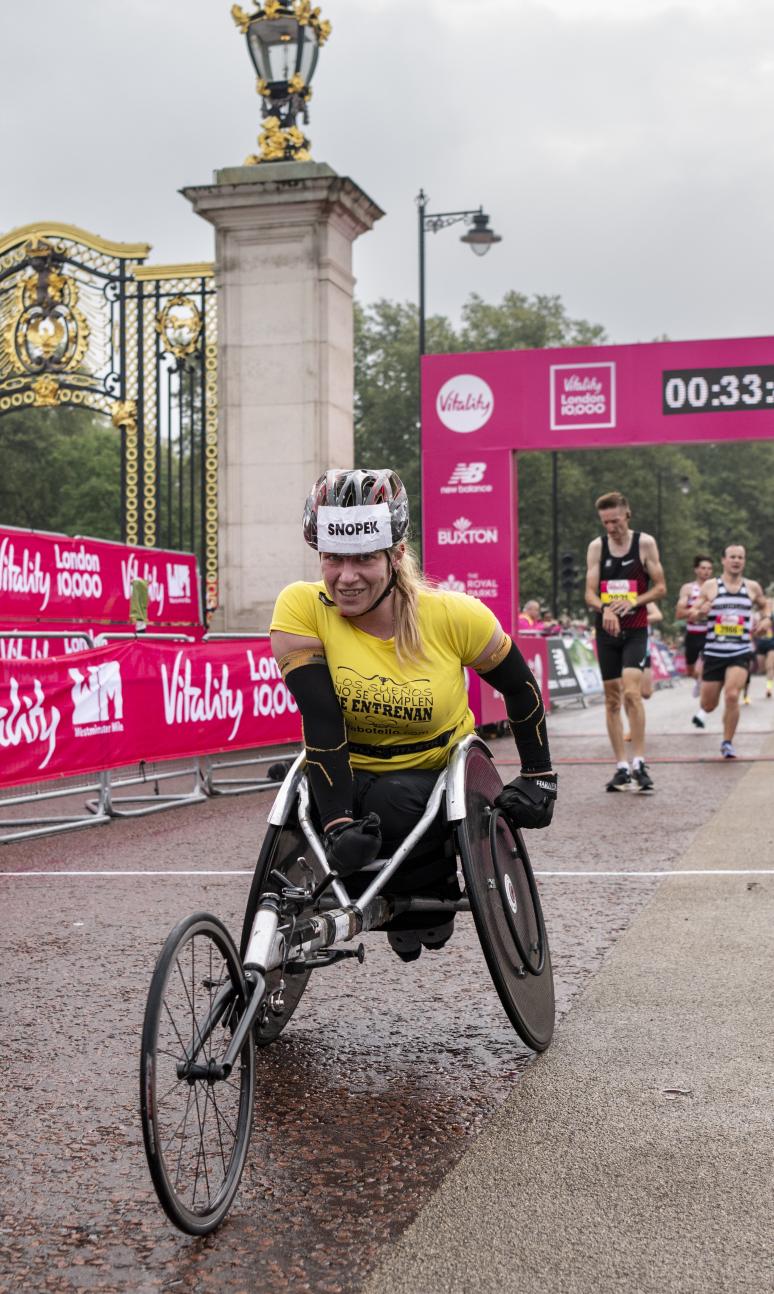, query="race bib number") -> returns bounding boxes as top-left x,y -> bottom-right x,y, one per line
715,616 -> 744,637
600,579 -> 637,604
